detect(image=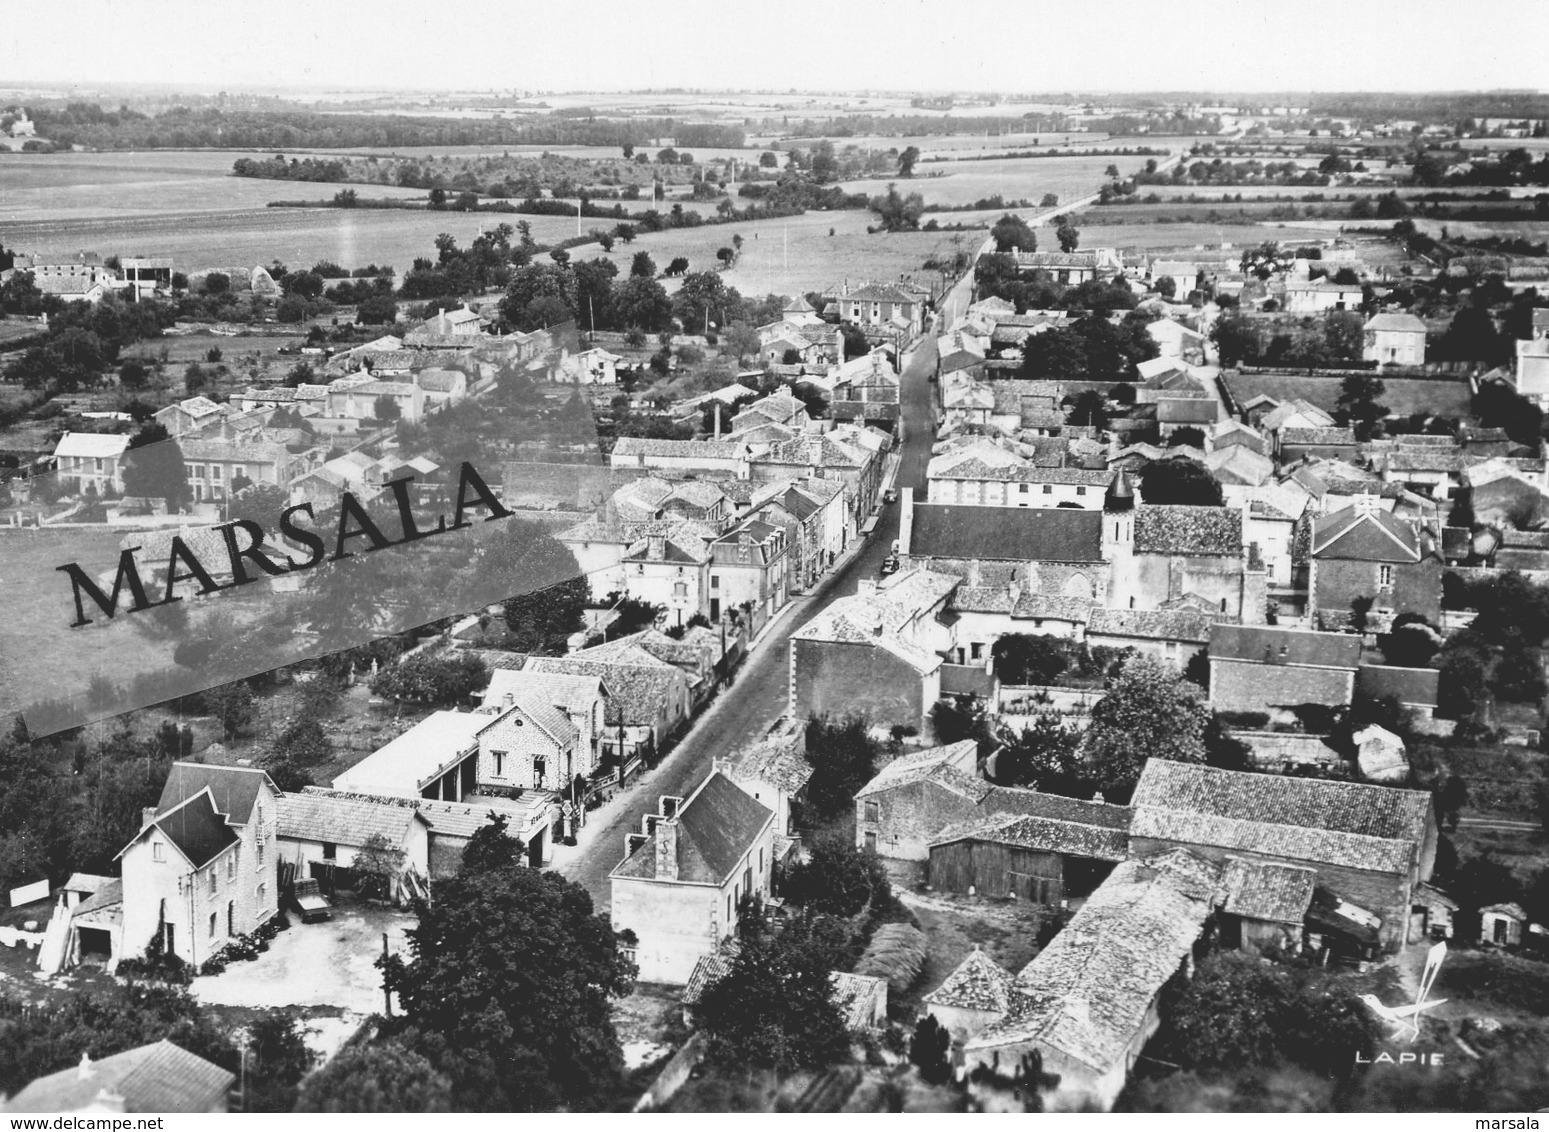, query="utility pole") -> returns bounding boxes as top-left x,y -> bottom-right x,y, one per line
382,932 -> 393,1016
